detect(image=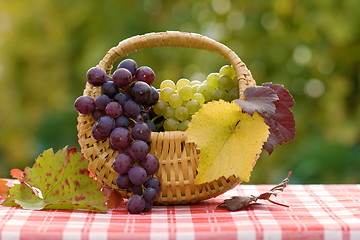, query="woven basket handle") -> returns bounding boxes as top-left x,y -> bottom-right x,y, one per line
98,31 -> 255,99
